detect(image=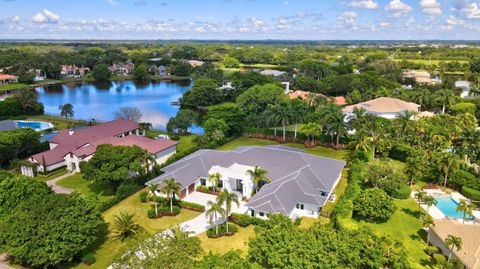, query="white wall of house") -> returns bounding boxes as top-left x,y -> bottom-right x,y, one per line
65,154 -> 93,173
155,146 -> 176,165
428,231 -> 465,267
248,209 -> 269,219
36,160 -> 65,173
209,163 -> 255,198
289,203 -> 320,218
